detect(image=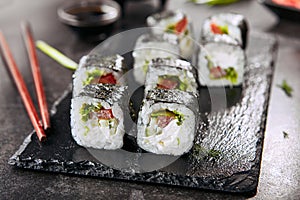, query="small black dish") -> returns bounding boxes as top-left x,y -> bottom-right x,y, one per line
260,0 -> 300,22
57,0 -> 121,40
